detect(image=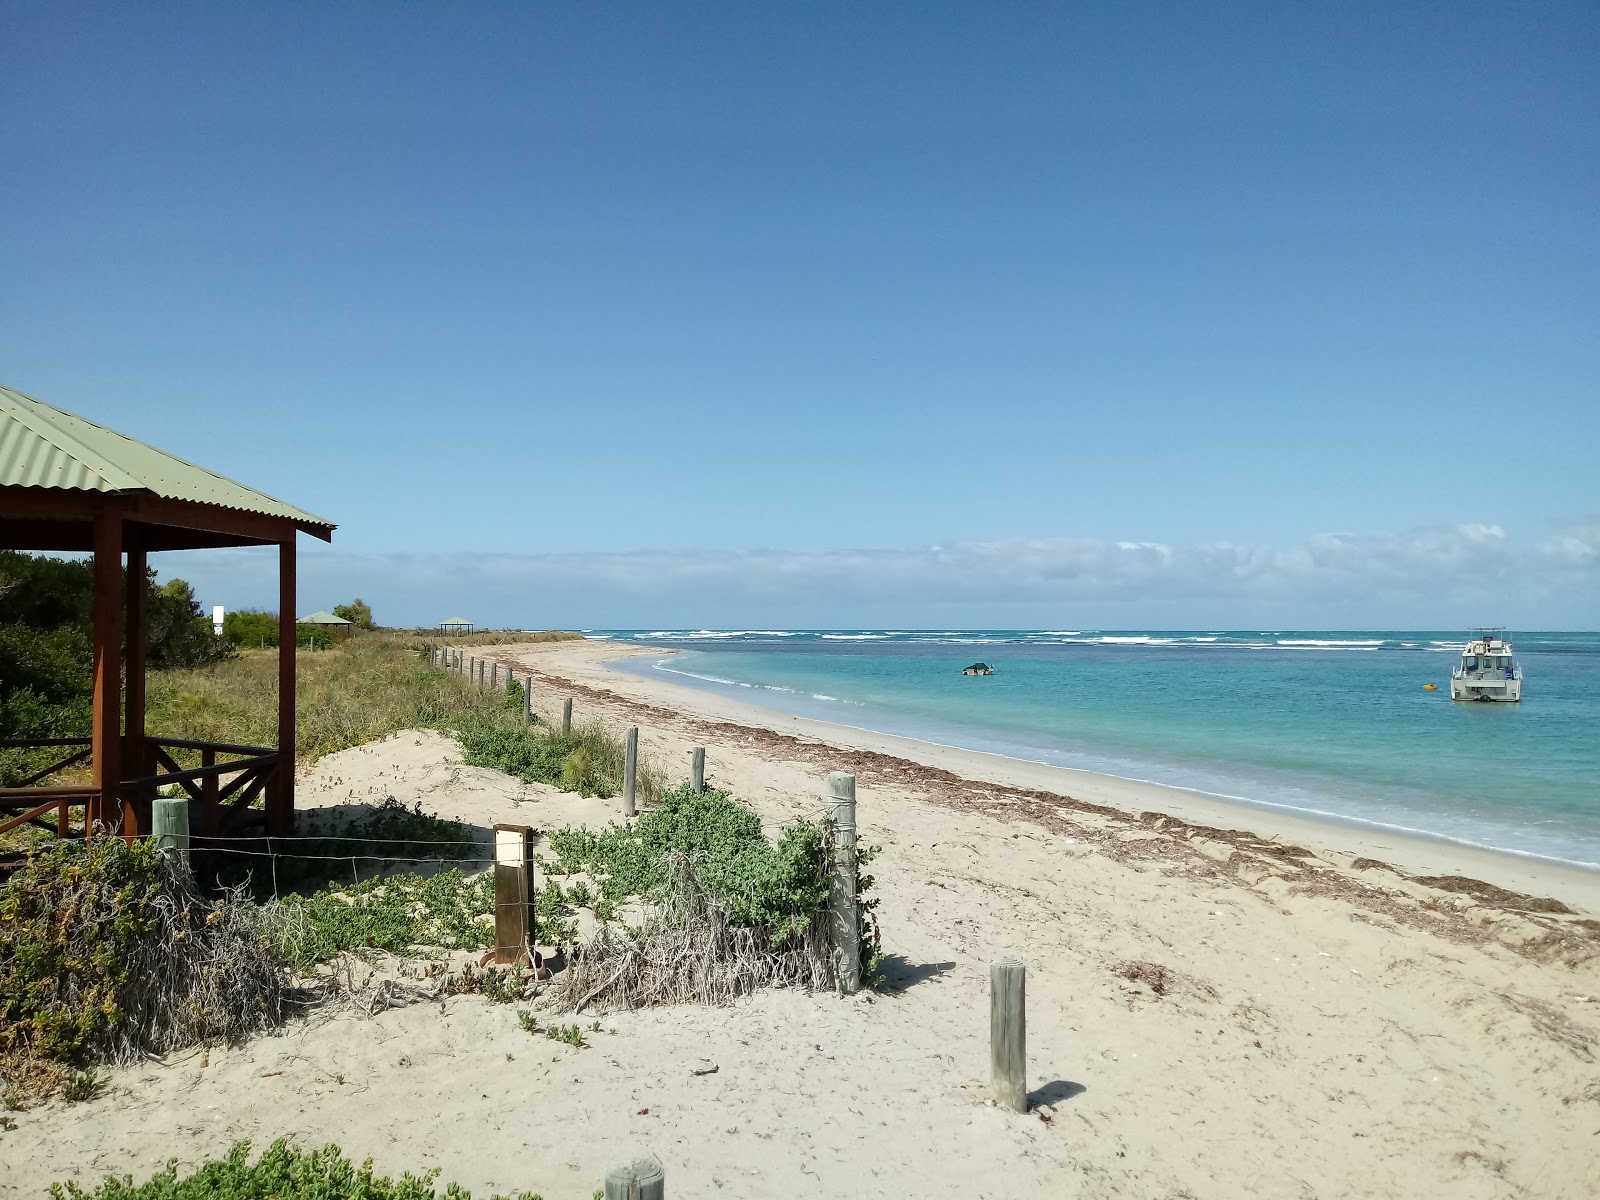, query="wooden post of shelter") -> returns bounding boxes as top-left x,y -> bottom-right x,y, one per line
123,537 -> 148,818
89,511 -> 122,834
269,536 -> 296,835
